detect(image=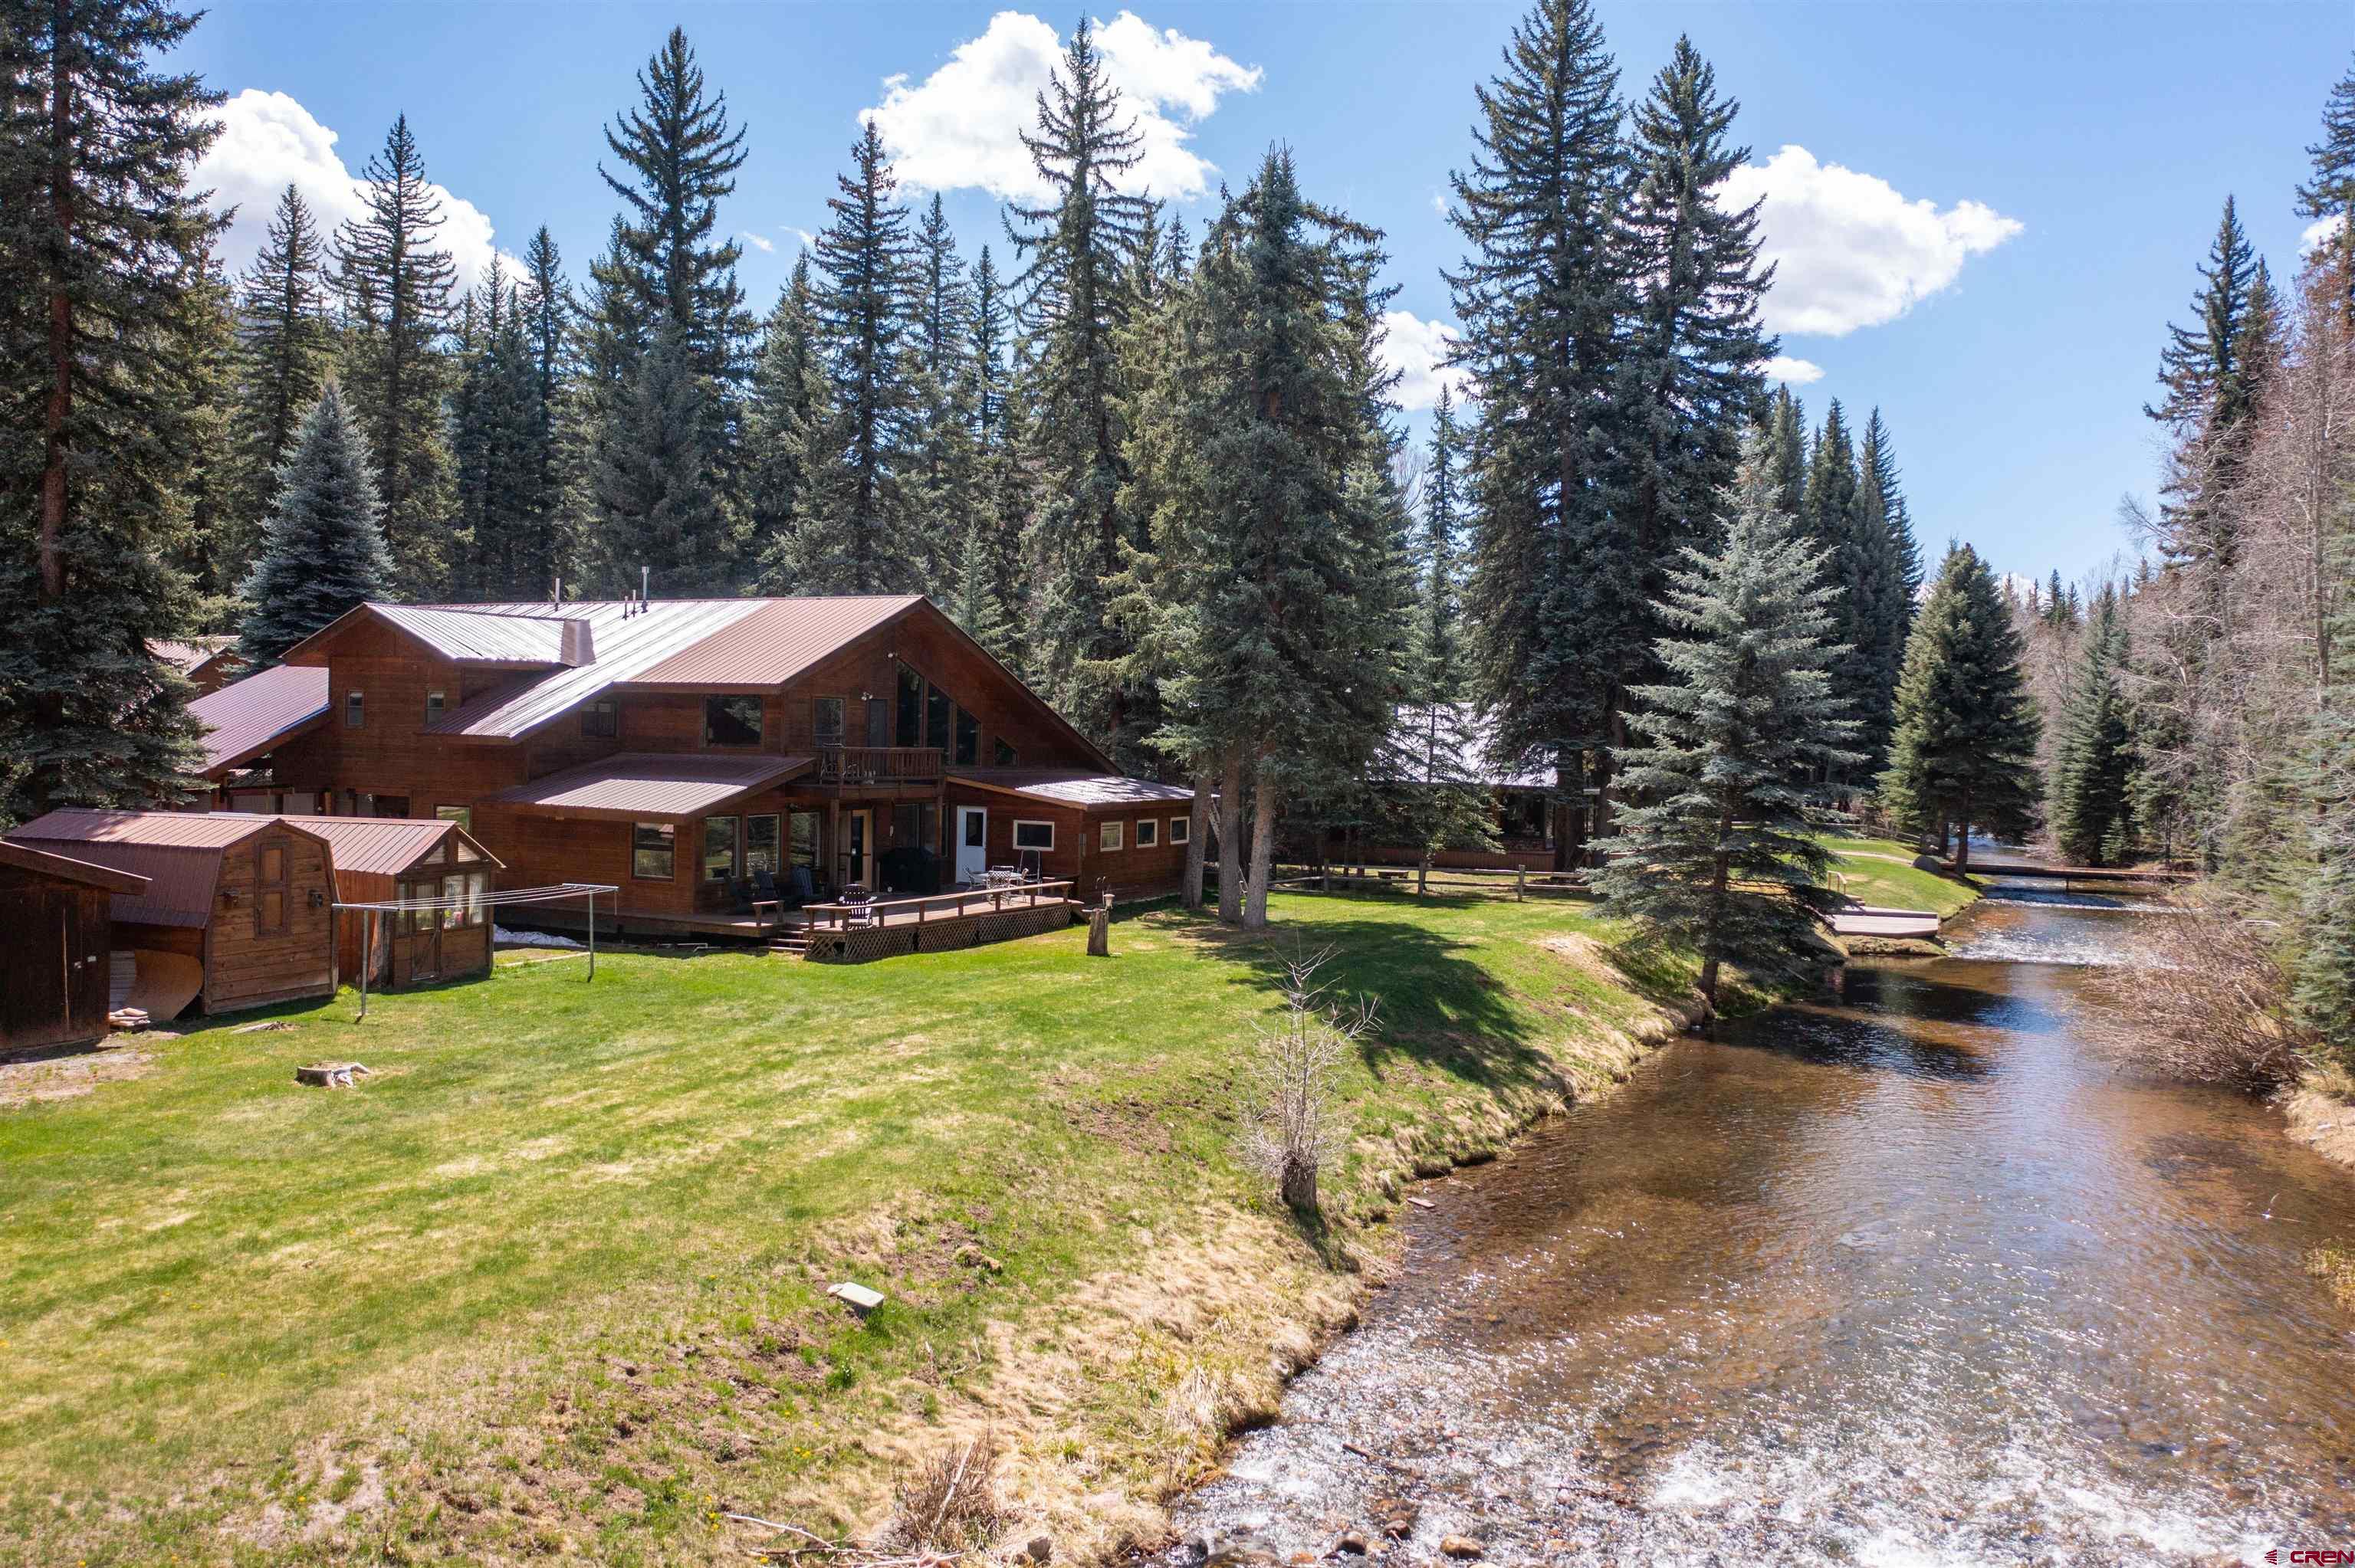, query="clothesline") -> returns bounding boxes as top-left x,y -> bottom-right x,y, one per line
333,882 -> 618,1017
